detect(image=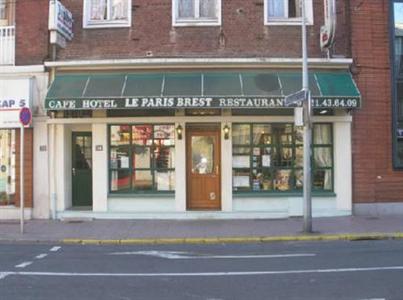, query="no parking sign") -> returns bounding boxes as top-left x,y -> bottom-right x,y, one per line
19,107 -> 32,127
